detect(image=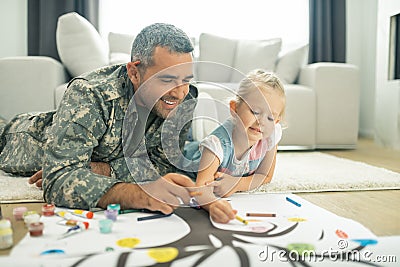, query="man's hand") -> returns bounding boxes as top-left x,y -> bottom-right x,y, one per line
98,173 -> 196,214
28,170 -> 43,188
141,173 -> 196,208
28,162 -> 112,189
